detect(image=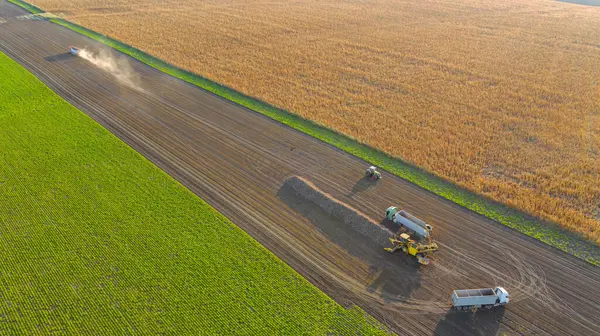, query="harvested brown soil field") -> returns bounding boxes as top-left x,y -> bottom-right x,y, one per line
24,0 -> 600,243
1,2 -> 599,335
